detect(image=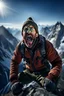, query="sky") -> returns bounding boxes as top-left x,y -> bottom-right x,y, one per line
0,0 -> 64,28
